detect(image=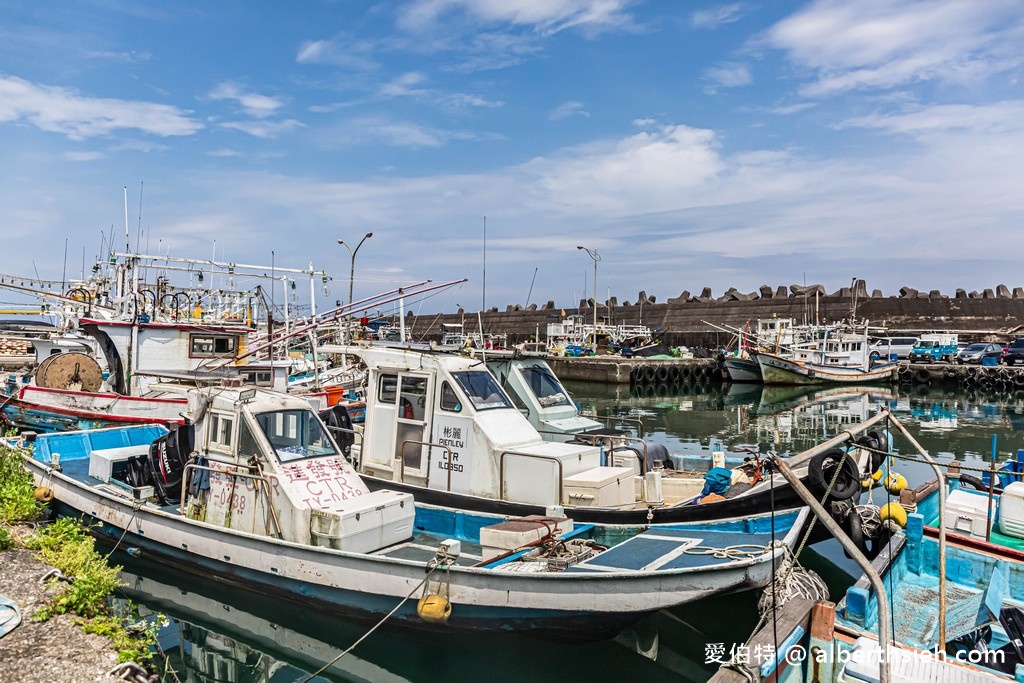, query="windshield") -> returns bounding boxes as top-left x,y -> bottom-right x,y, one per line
520,366 -> 572,407
962,344 -> 986,352
452,370 -> 513,411
914,341 -> 935,348
254,409 -> 340,462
